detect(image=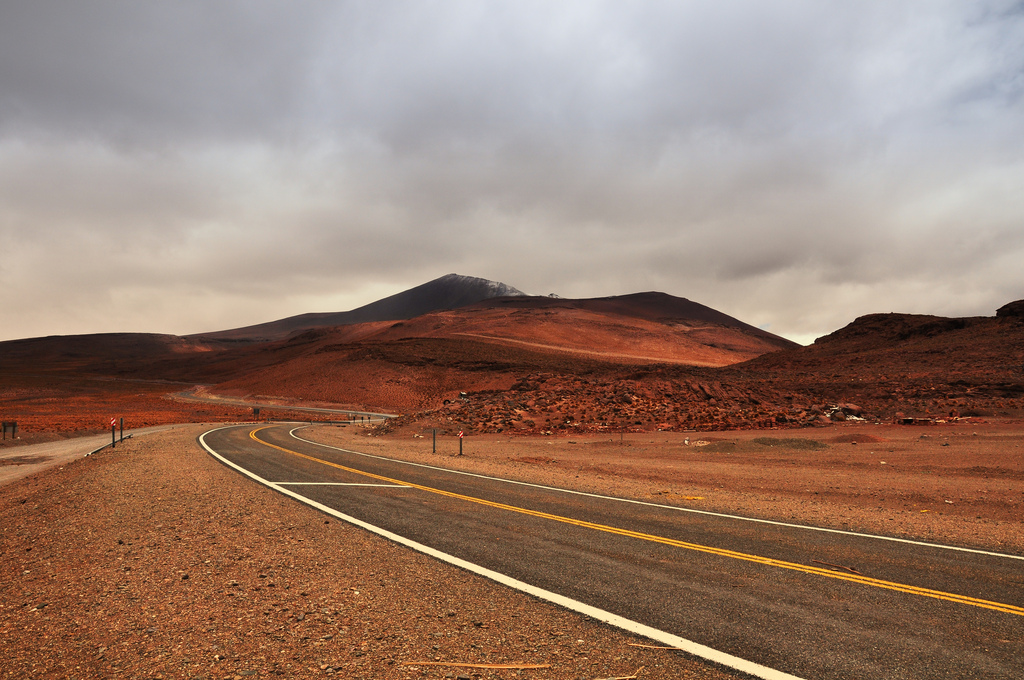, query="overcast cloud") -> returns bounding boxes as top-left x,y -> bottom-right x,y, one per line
1,1 -> 1022,344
